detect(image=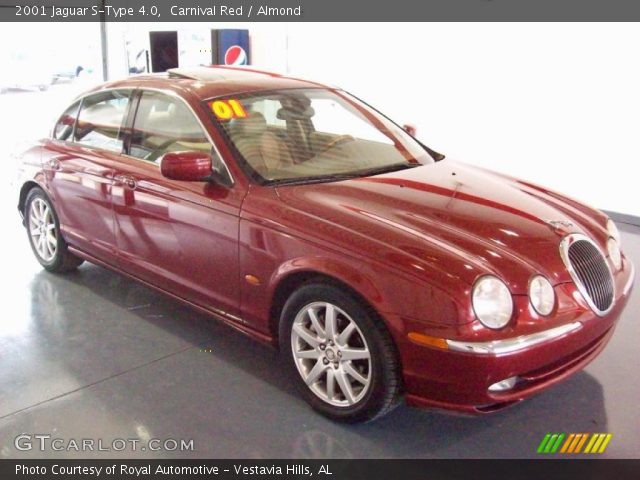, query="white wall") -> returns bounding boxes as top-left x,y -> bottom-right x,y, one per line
285,23 -> 640,217
106,22 -> 289,79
